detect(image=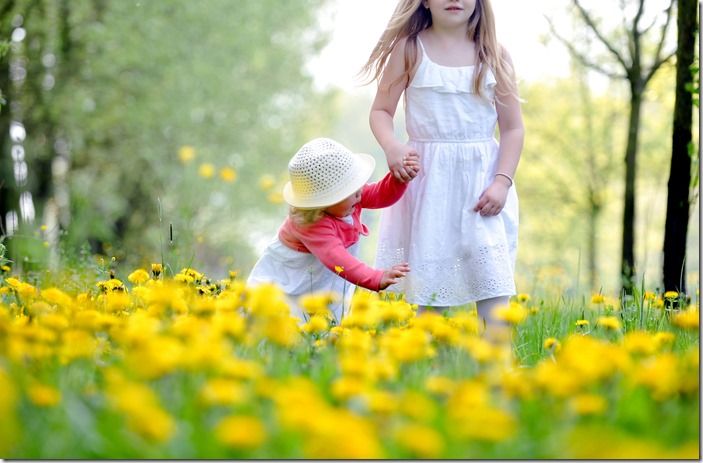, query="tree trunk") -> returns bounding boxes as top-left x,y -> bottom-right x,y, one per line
663,0 -> 697,294
587,194 -> 601,292
0,0 -> 16,236
621,83 -> 643,294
